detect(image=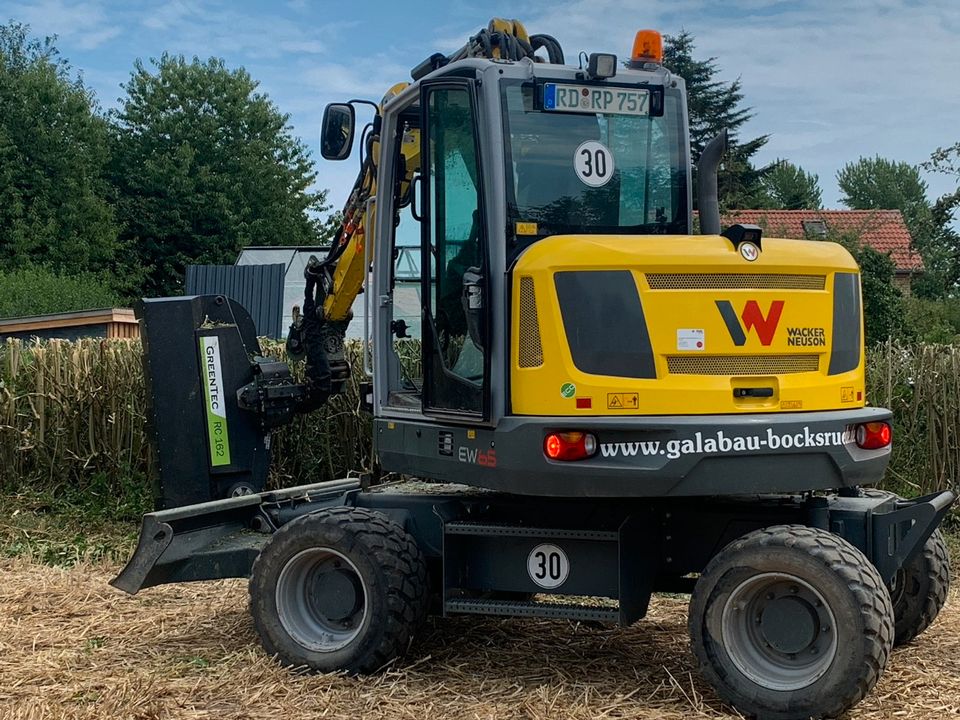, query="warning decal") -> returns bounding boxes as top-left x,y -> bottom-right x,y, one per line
607,392 -> 639,410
